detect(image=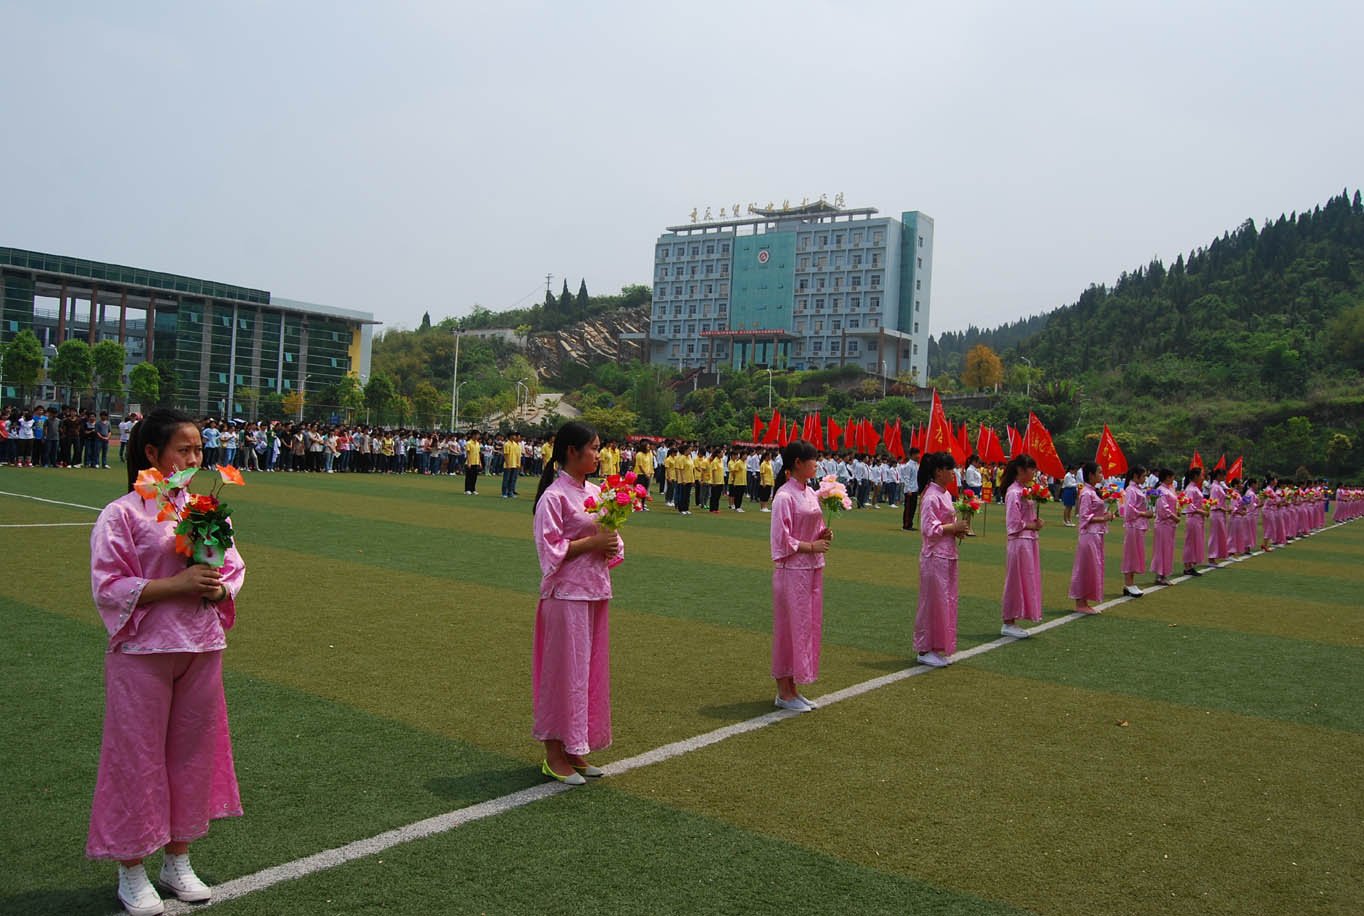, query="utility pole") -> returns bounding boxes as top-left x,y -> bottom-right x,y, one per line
545,274 -> 554,296
449,329 -> 461,430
